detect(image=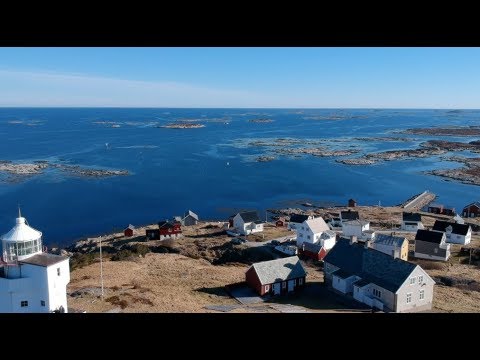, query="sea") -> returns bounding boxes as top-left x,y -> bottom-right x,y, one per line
0,108 -> 479,246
